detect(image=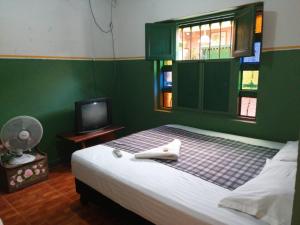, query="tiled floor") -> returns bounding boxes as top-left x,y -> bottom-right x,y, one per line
0,165 -> 152,225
